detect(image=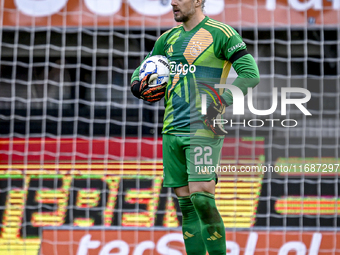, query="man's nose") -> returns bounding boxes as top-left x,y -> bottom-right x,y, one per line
171,0 -> 177,6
